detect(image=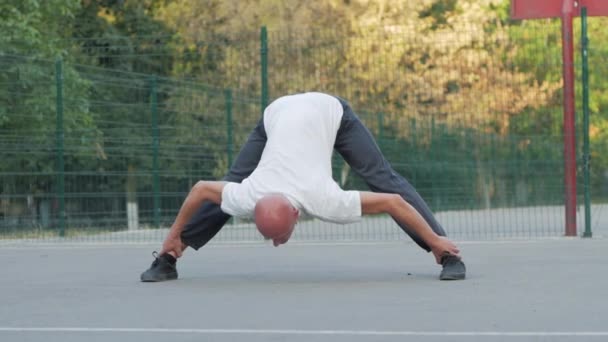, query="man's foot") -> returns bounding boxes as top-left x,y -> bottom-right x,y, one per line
439,253 -> 466,280
140,252 -> 178,282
